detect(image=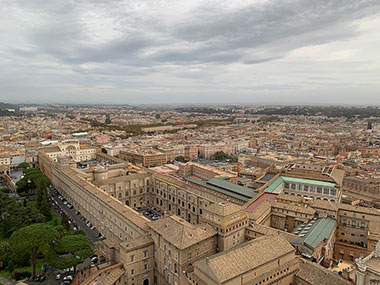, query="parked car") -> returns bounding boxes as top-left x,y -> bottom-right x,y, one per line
39,275 -> 46,282
75,211 -> 80,215
63,275 -> 73,281
91,256 -> 98,264
56,273 -> 62,280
